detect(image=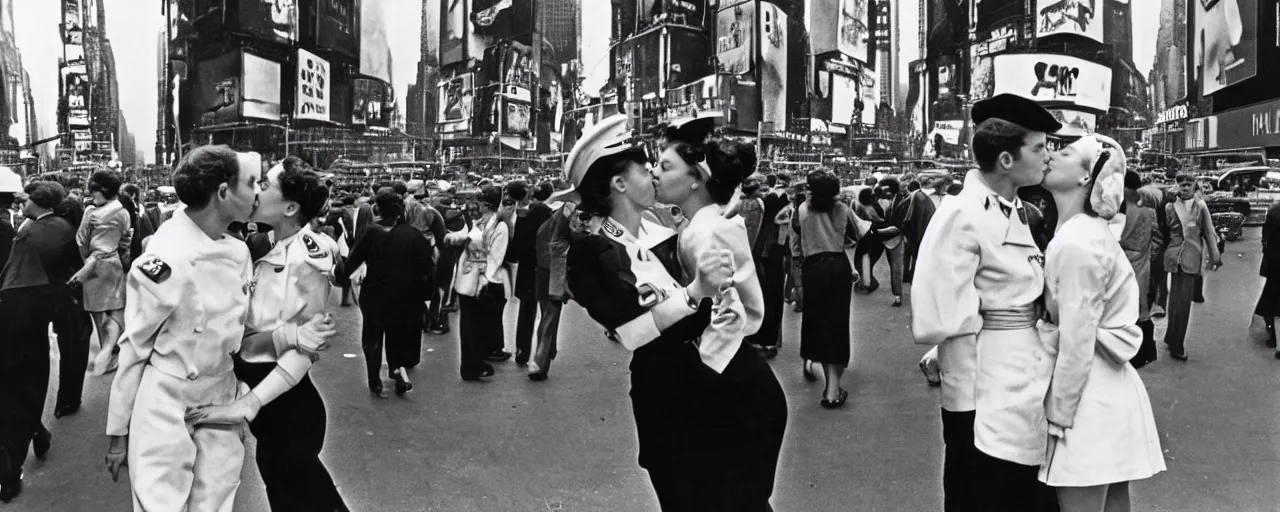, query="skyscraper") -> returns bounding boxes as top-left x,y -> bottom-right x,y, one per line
876,0 -> 893,108
541,0 -> 579,67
